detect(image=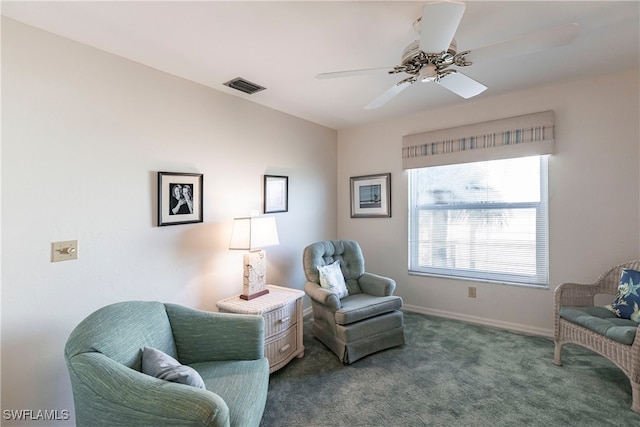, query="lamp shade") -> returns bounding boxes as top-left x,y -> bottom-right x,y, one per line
229,216 -> 279,250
